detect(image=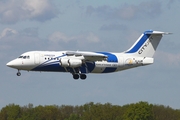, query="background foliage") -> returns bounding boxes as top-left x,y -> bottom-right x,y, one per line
0,101 -> 180,120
